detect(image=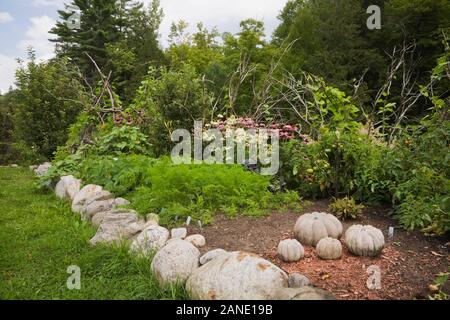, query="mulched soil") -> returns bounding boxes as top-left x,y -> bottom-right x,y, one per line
187,200 -> 450,300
